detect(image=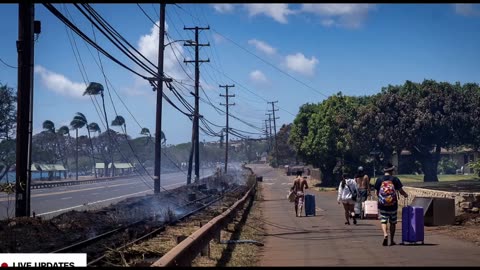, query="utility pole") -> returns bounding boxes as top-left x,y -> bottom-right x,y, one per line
266,113 -> 273,154
264,119 -> 270,152
16,3 -> 37,217
184,26 -> 209,183
152,3 -> 166,194
268,101 -> 279,166
219,84 -> 235,173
